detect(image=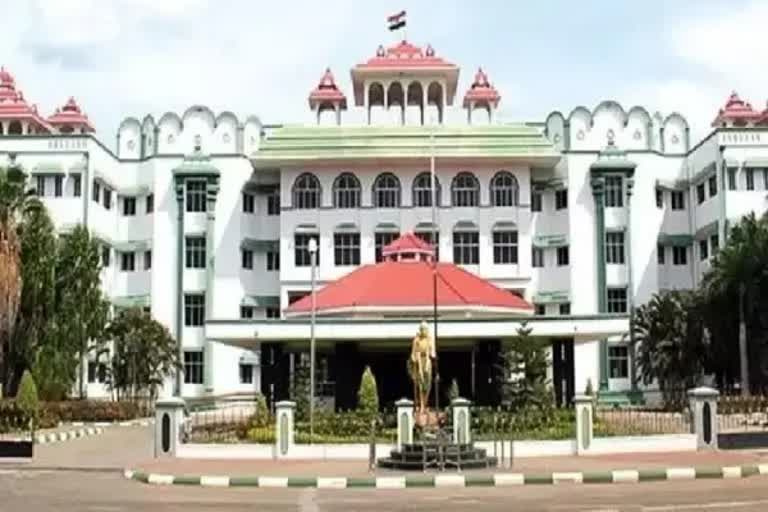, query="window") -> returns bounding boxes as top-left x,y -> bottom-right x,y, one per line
241,249 -> 254,269
529,191 -> 542,213
708,175 -> 717,197
120,252 -> 135,272
414,231 -> 440,260
452,231 -> 479,265
35,176 -> 45,196
184,294 -> 205,327
492,230 -> 518,264
608,346 -> 629,379
87,361 -> 107,384
294,233 -> 319,267
186,180 -> 207,212
333,173 -> 361,208
292,173 -> 321,209
73,175 -> 81,197
144,250 -> 152,270
267,189 -> 280,215
185,236 -> 206,269
655,188 -> 663,208
146,194 -> 154,214
490,171 -> 519,206
534,304 -> 546,316
451,172 -> 479,207
606,231 -> 625,264
605,176 -> 623,207
696,183 -> 705,204
672,246 -> 687,265
557,246 -> 569,266
102,188 -> 111,210
242,192 -> 255,213
657,244 -> 665,265
728,168 -> 737,190
746,168 -> 755,191
559,303 -> 571,315
122,196 -> 135,216
710,234 -> 719,253
607,288 -> 628,313
699,239 -> 708,261
532,247 -> 544,268
54,175 -> 63,197
333,233 -> 360,266
372,173 -> 401,208
375,231 -> 400,262
266,307 -> 280,319
240,305 -> 255,319
267,250 -> 280,271
555,189 -> 568,210
239,363 -> 254,384
101,246 -> 110,267
412,172 -> 440,207
671,191 -> 685,210
92,181 -> 100,203
183,351 -> 204,384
